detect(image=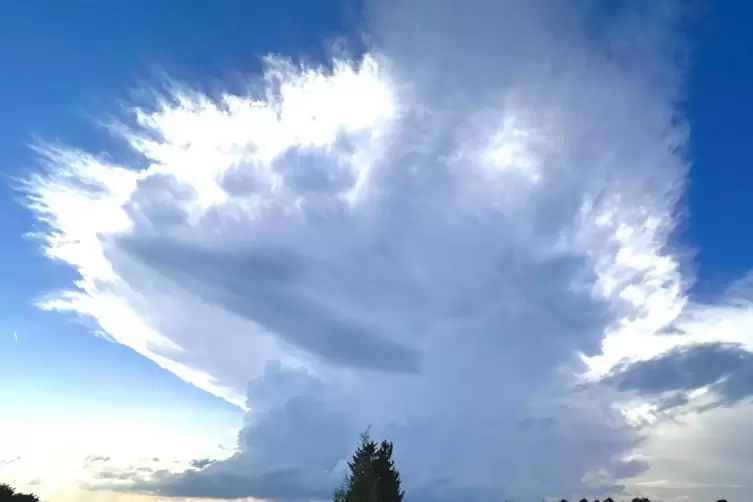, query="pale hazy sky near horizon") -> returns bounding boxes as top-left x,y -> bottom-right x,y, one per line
2,1 -> 753,502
